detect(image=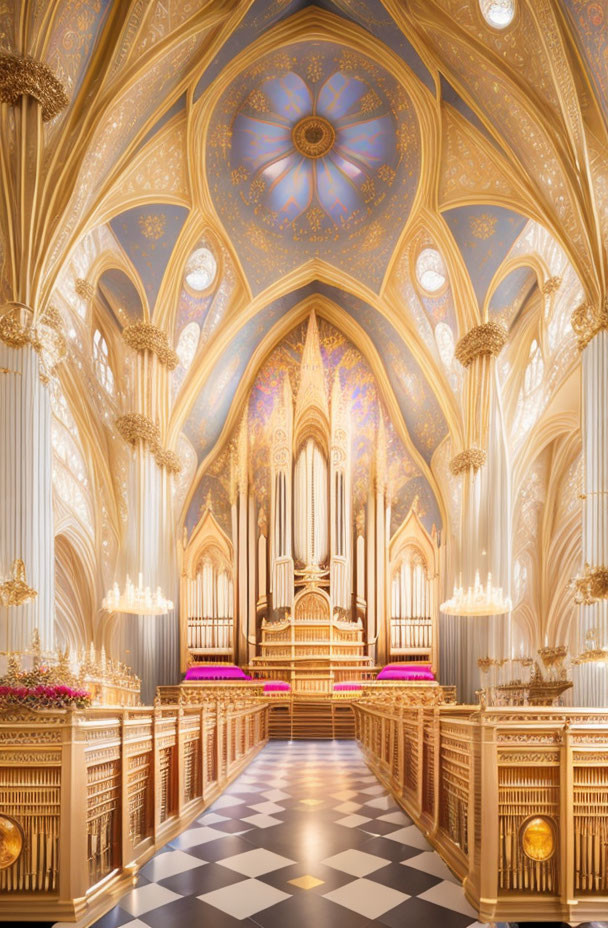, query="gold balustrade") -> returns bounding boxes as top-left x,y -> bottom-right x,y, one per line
353,699 -> 608,923
0,694 -> 269,924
